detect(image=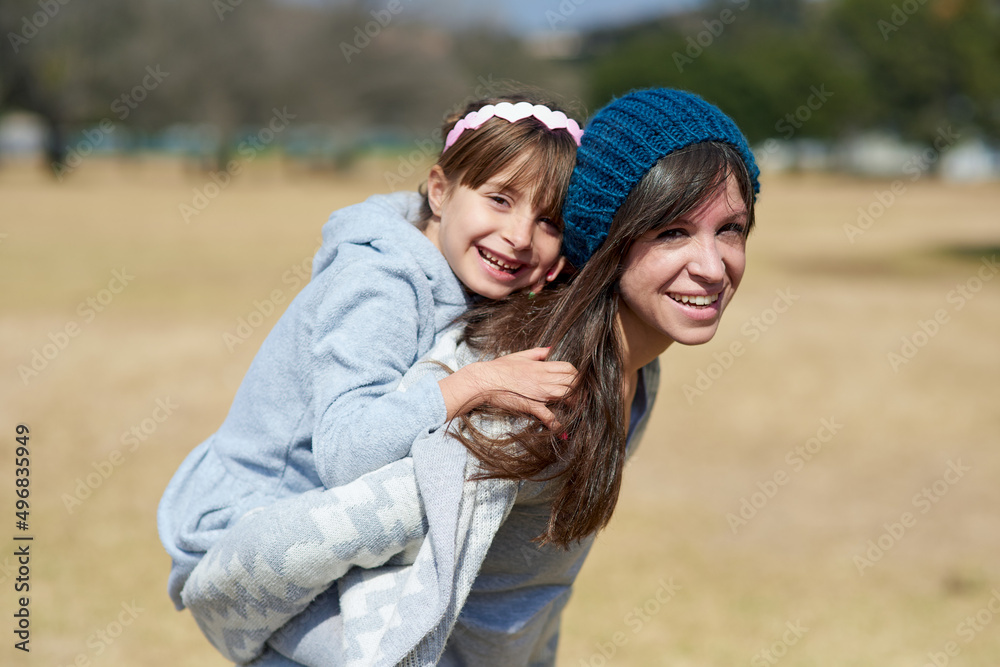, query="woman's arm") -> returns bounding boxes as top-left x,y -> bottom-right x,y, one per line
180,457 -> 426,664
